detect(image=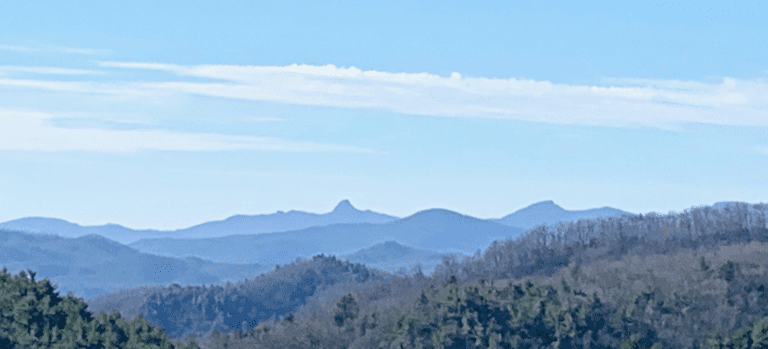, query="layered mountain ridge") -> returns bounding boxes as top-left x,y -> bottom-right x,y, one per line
127,208 -> 524,265
0,200 -> 399,244
0,199 -> 632,298
0,200 -> 631,245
